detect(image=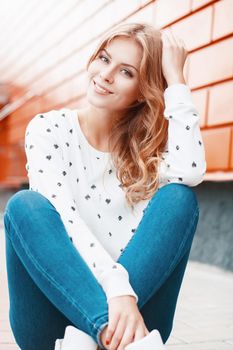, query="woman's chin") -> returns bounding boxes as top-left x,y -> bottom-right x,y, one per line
86,94 -> 112,109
